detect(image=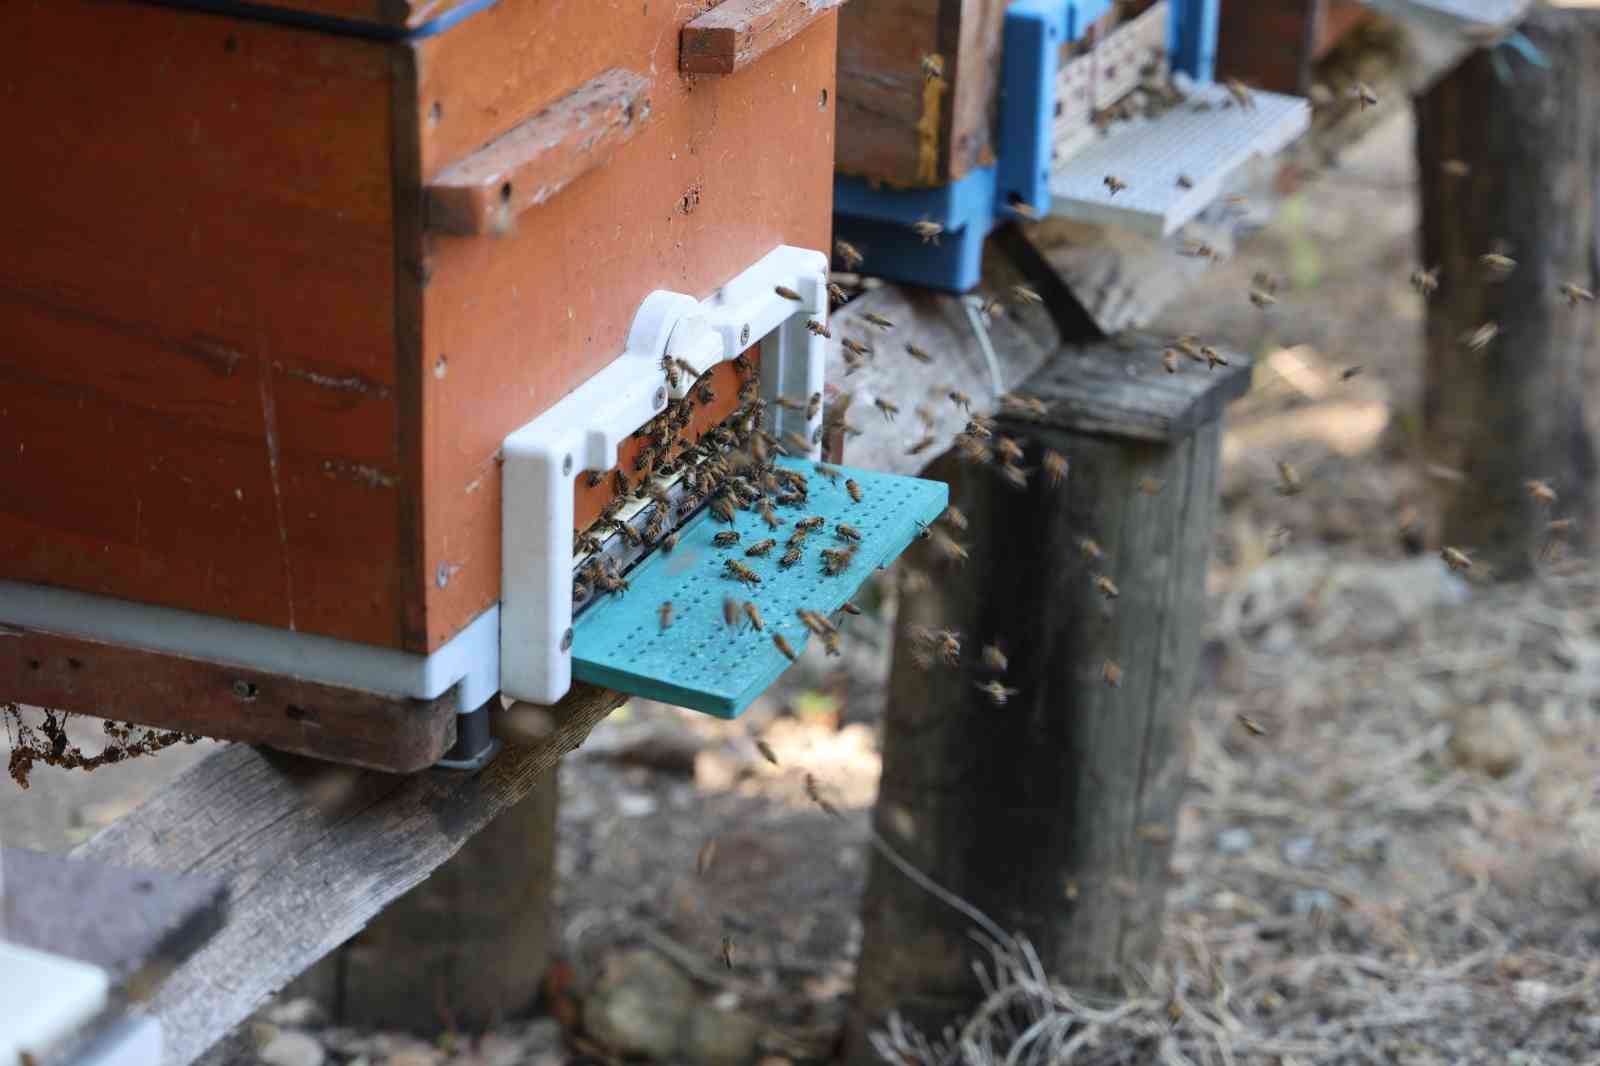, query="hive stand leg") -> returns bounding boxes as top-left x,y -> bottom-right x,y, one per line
1415,5 -> 1600,577
844,345 -> 1242,1061
295,770 -> 560,1033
